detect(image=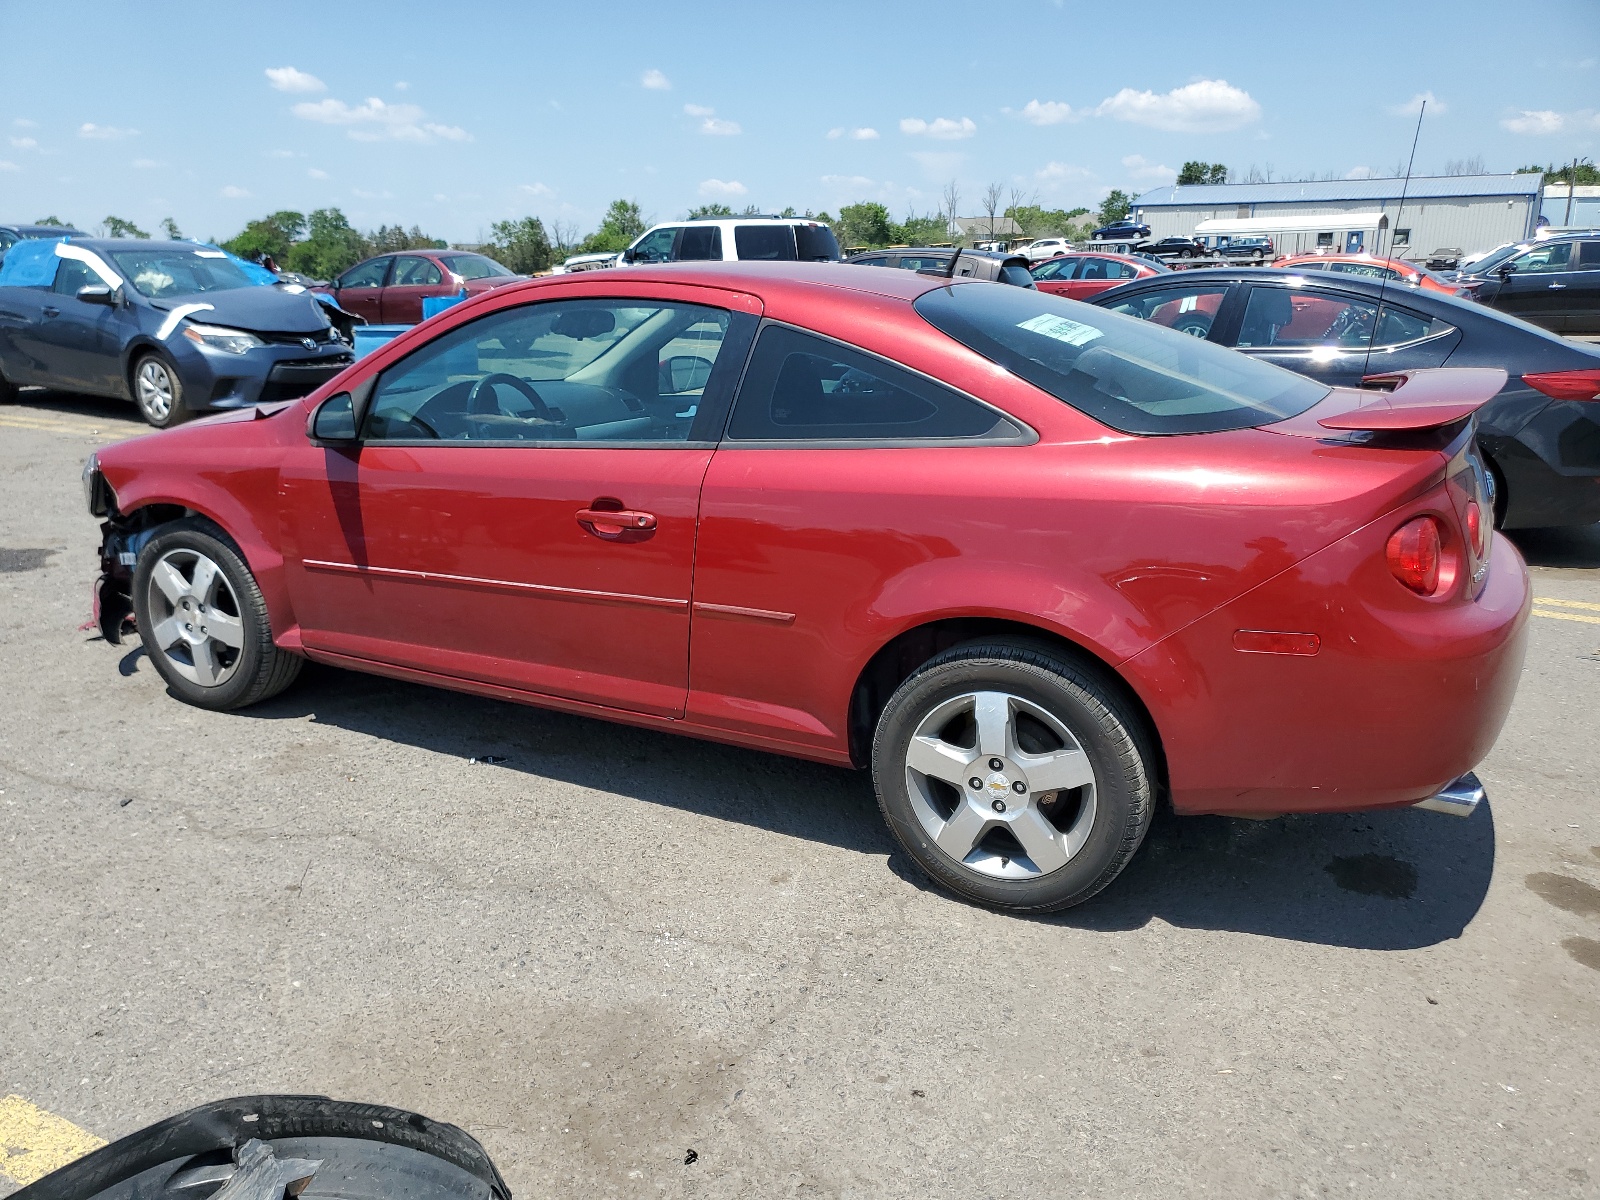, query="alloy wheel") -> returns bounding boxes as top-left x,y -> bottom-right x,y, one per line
144,548 -> 246,687
903,690 -> 1098,881
136,359 -> 176,423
